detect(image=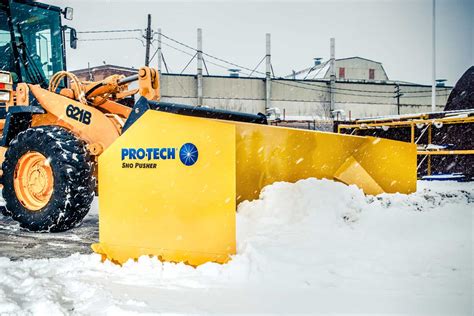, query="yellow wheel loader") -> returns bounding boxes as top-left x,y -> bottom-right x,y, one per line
0,0 -> 270,232
1,0 -> 417,265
